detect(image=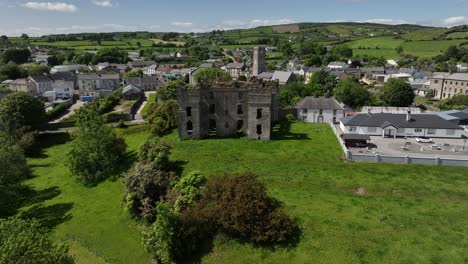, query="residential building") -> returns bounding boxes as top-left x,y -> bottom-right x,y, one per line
327,61 -> 349,70
456,63 -> 468,72
271,71 -> 296,85
124,75 -> 160,91
295,97 -> 345,123
430,73 -> 468,100
154,65 -> 172,76
77,74 -> 120,98
28,75 -> 53,95
434,109 -> 468,126
51,65 -> 86,74
176,50 -> 188,58
128,61 -> 157,69
9,79 -> 34,93
225,62 -> 246,78
143,64 -> 158,75
340,112 -> 464,139
123,85 -> 144,100
176,79 -> 279,140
